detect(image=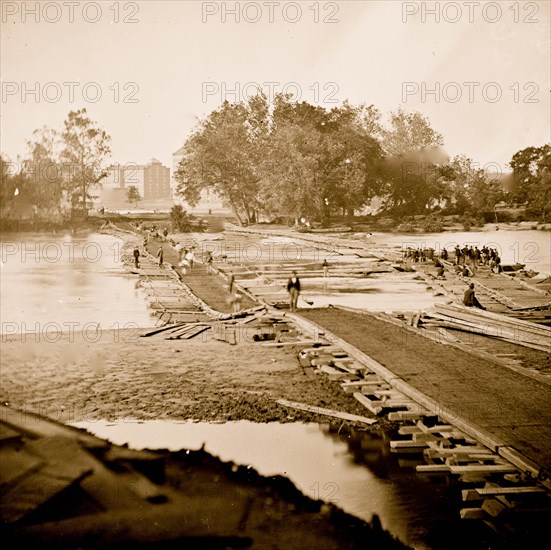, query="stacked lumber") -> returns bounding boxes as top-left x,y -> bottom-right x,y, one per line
423,303 -> 551,353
